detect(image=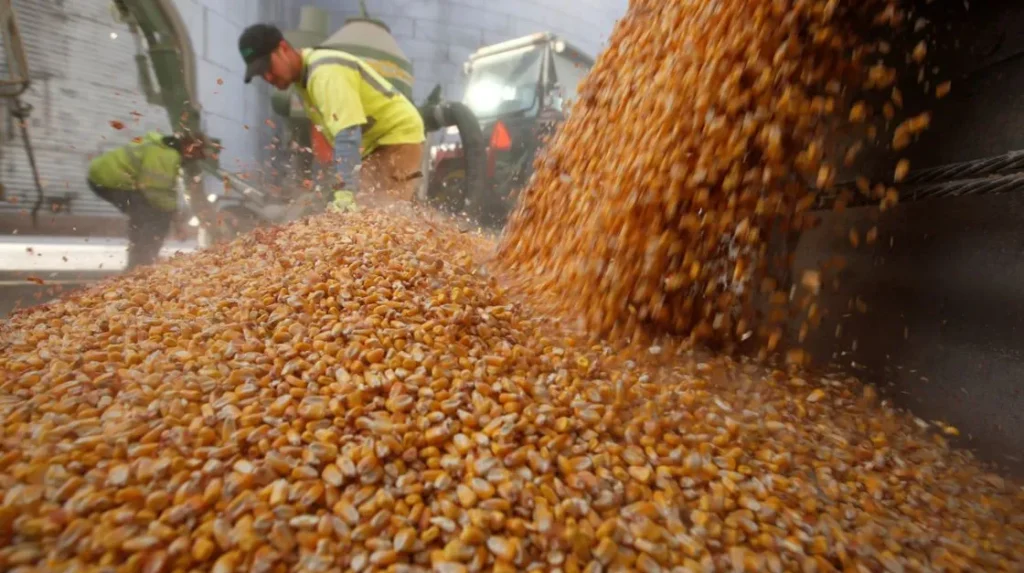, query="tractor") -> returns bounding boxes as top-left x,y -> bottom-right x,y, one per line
426,33 -> 594,227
